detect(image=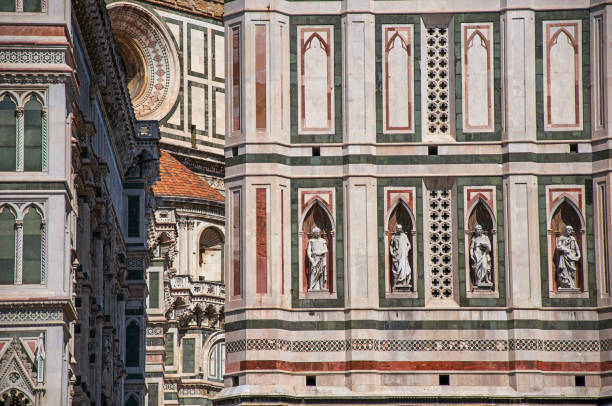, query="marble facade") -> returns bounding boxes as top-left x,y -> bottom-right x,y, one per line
220,1 -> 612,405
